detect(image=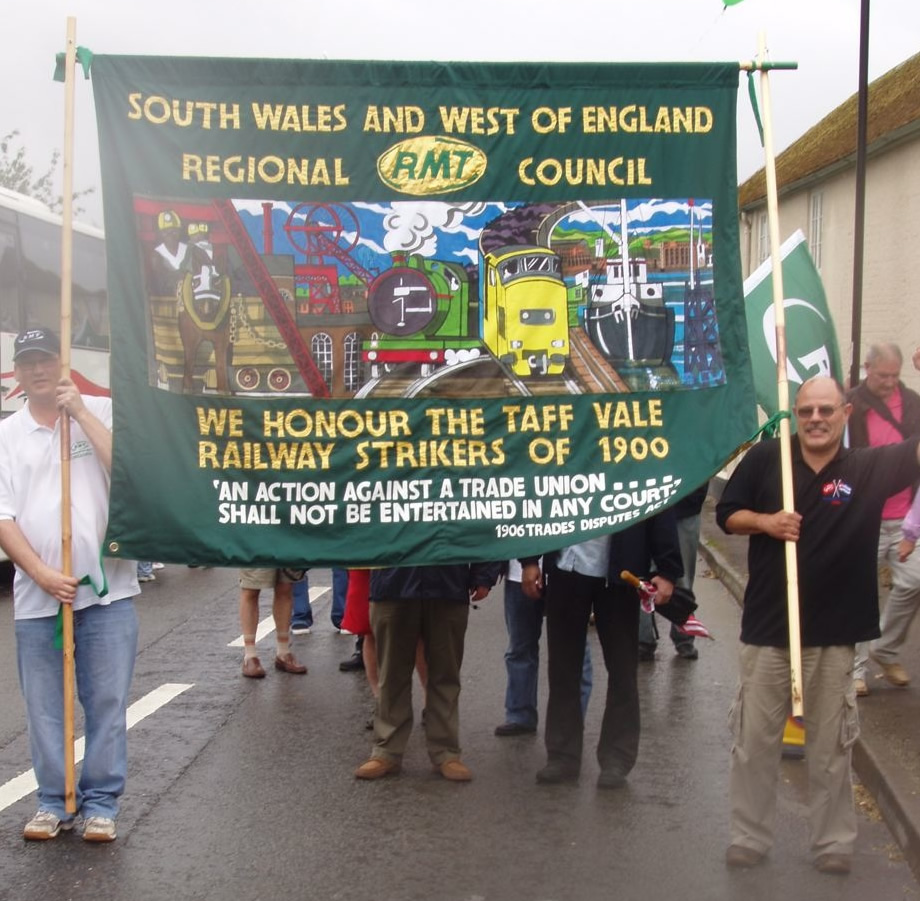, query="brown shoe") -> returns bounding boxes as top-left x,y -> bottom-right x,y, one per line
242,656 -> 266,679
274,652 -> 307,675
354,757 -> 401,780
725,844 -> 764,868
814,853 -> 851,875
438,759 -> 473,782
